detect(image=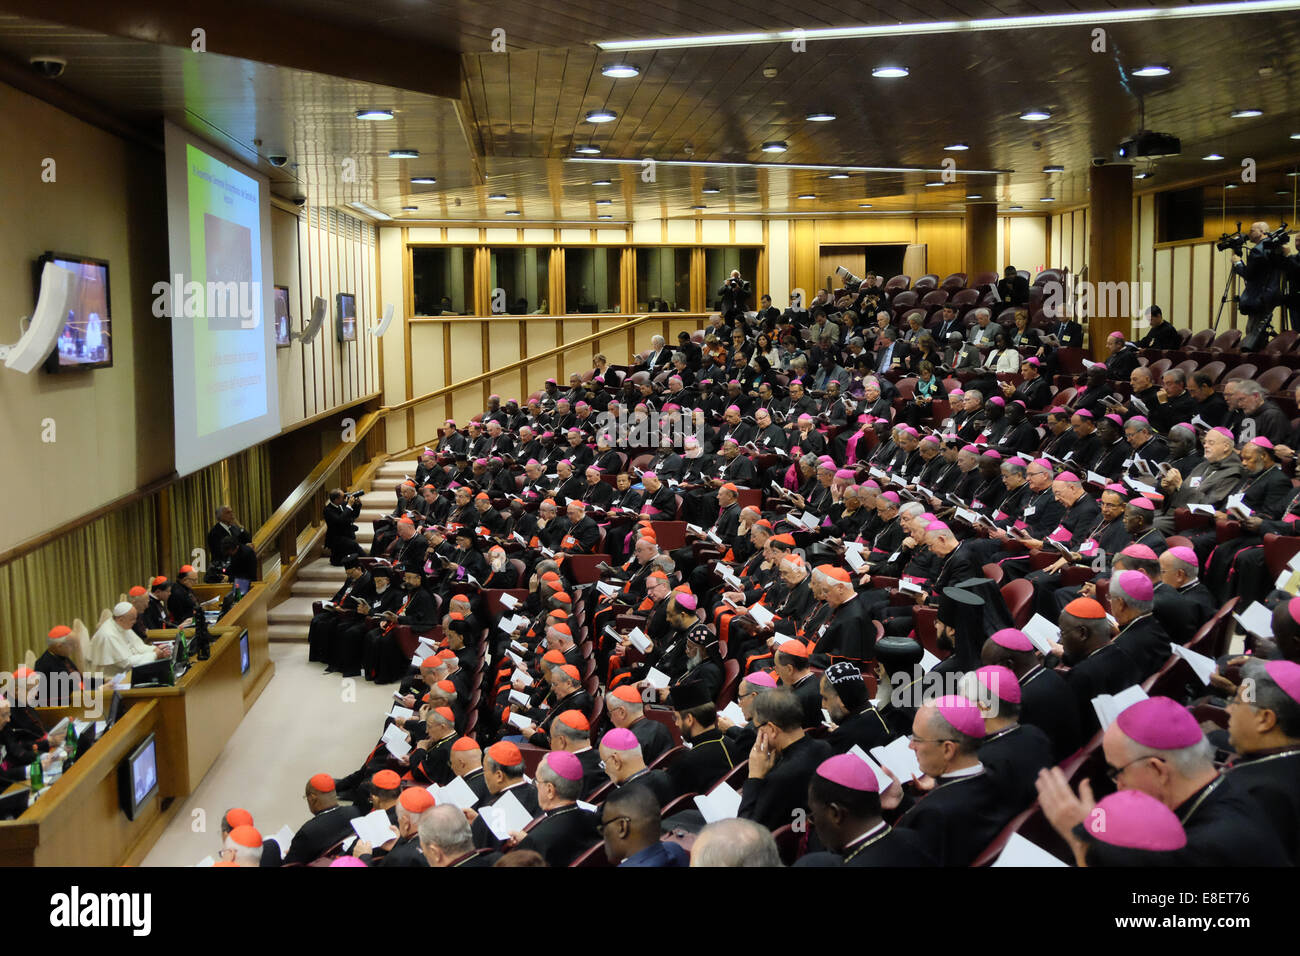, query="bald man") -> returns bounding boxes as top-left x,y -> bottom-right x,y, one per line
281,774 -> 364,866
